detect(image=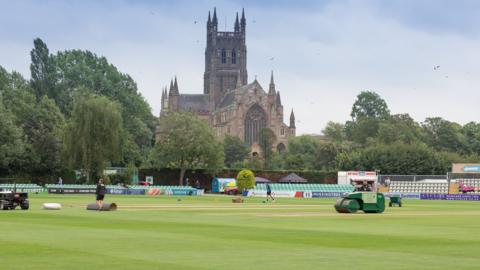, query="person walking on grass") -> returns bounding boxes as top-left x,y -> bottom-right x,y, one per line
266,183 -> 275,202
96,178 -> 107,210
